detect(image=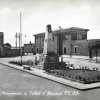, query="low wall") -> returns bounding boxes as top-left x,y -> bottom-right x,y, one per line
3,49 -> 20,57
